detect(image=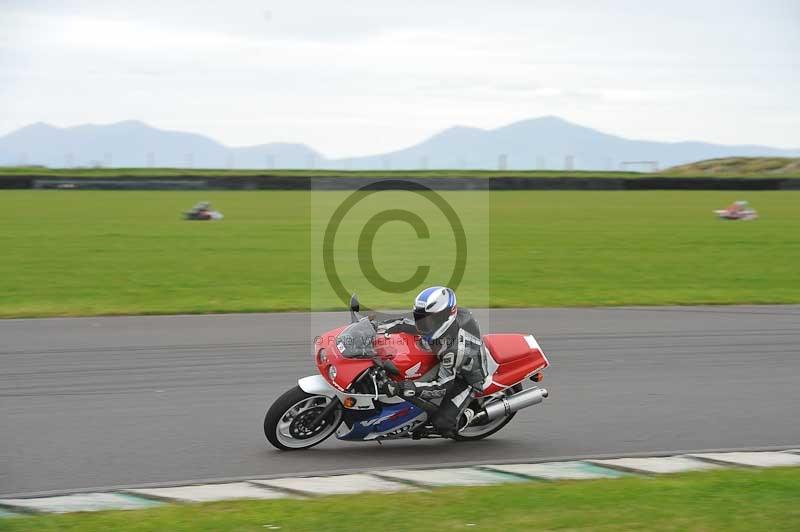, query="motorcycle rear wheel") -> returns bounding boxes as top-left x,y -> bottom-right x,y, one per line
264,386 -> 342,451
452,384 -> 522,441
